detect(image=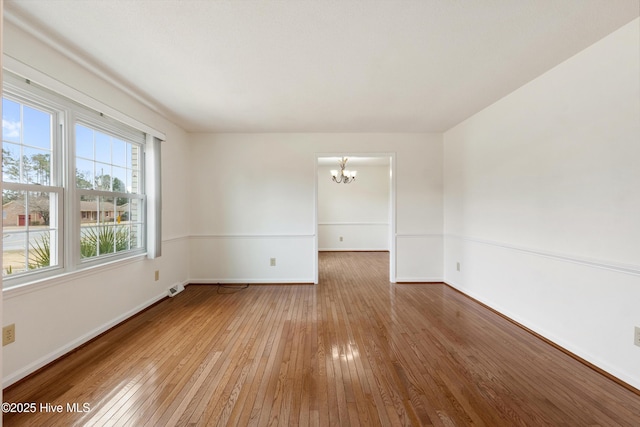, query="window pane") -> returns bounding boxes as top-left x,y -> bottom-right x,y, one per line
3,229 -> 28,276
95,132 -> 110,162
27,191 -> 57,272
112,138 -> 126,167
76,158 -> 95,189
80,195 -> 111,258
3,189 -> 27,229
22,147 -> 51,185
116,201 -> 127,223
2,98 -> 21,144
75,124 -> 94,159
112,167 -> 127,193
2,142 -> 21,183
3,99 -> 53,186
80,195 -> 98,225
95,163 -> 113,191
99,196 -> 115,225
23,105 -> 51,150
29,229 -> 55,270
116,225 -> 132,253
2,189 -> 58,276
28,191 -> 50,226
3,189 -> 27,275
80,226 -> 98,259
